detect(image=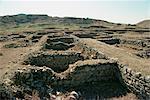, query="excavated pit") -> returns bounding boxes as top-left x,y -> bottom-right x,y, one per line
5,59 -> 128,99
98,38 -> 120,45
47,37 -> 75,44
23,51 -> 84,72
51,59 -> 128,99
44,36 -> 76,50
